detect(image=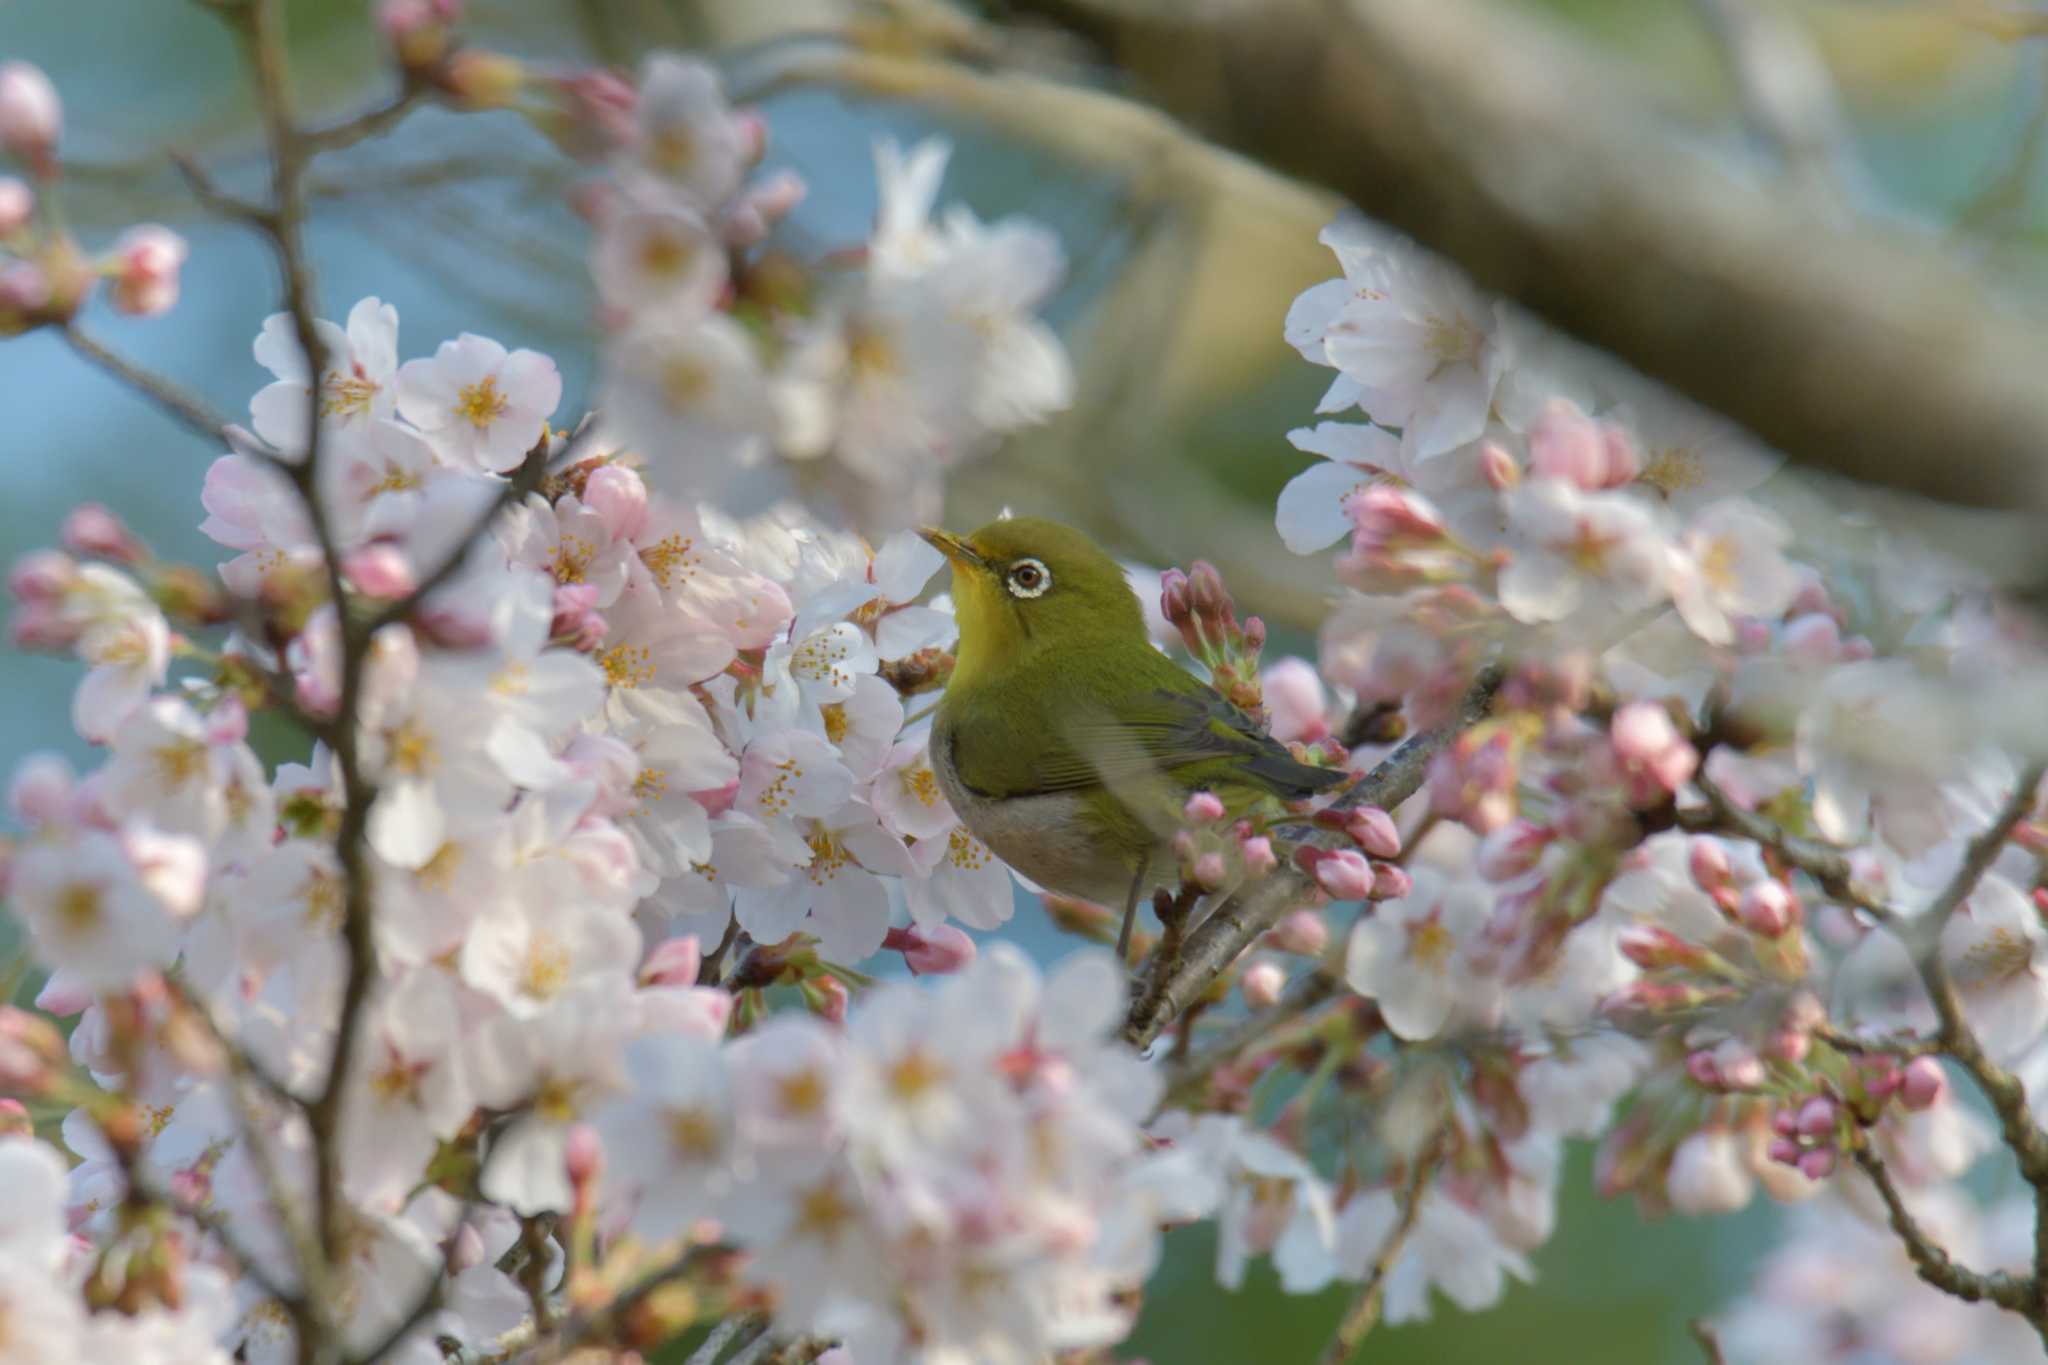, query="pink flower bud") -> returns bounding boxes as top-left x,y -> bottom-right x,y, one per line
0,1097 -> 28,1138
1714,1049 -> 1765,1091
1599,425 -> 1641,486
0,177 -> 31,235
1861,1055 -> 1903,1102
0,62 -> 61,169
0,259 -> 49,314
1762,1029 -> 1809,1064
1369,862 -> 1412,901
1193,851 -> 1228,891
9,752 -> 73,826
34,975 -> 88,1017
58,501 -> 142,560
1479,439 -> 1520,491
342,544 -> 416,599
1771,1107 -> 1798,1137
1796,1147 -> 1837,1181
1688,837 -> 1732,892
583,464 -> 648,541
1239,834 -> 1277,876
1780,613 -> 1843,666
1527,400 -> 1614,490
564,1122 -> 604,1186
1610,701 -> 1697,802
1685,1049 -> 1721,1089
1182,791 -> 1226,825
1345,806 -> 1402,859
107,225 -> 188,317
900,923 -> 976,976
550,582 -> 607,651
810,973 -> 849,1024
1476,819 -> 1549,880
0,1005 -> 65,1091
9,599 -> 76,650
8,549 -> 75,603
442,50 -> 527,109
641,935 -> 702,988
1795,1096 -> 1837,1138
1240,960 -> 1285,1009
1348,485 -> 1447,547
1766,1135 -> 1801,1166
1261,657 -> 1329,744
1310,848 -> 1374,901
1901,1056 -> 1946,1112
1739,881 -> 1797,938
1269,910 -> 1329,956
